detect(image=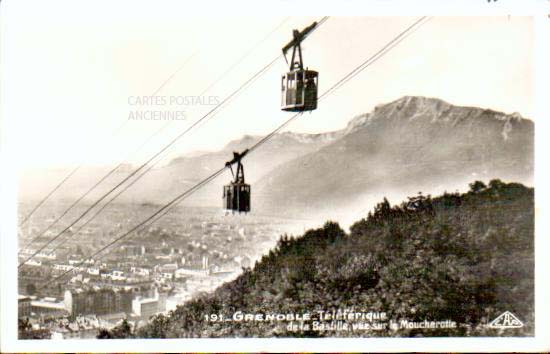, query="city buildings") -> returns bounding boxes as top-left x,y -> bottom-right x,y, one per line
131,289 -> 167,320
18,296 -> 31,318
30,298 -> 68,317
64,288 -> 133,319
17,205 -> 290,338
